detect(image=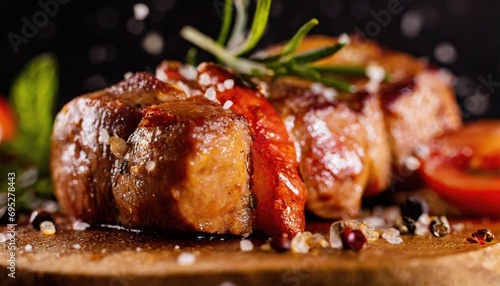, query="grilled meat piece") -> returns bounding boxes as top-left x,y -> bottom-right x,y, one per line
263,35 -> 461,218
156,62 -> 308,237
52,67 -> 306,237
269,78 -> 371,218
112,97 -> 253,236
51,72 -> 255,236
51,72 -> 185,224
